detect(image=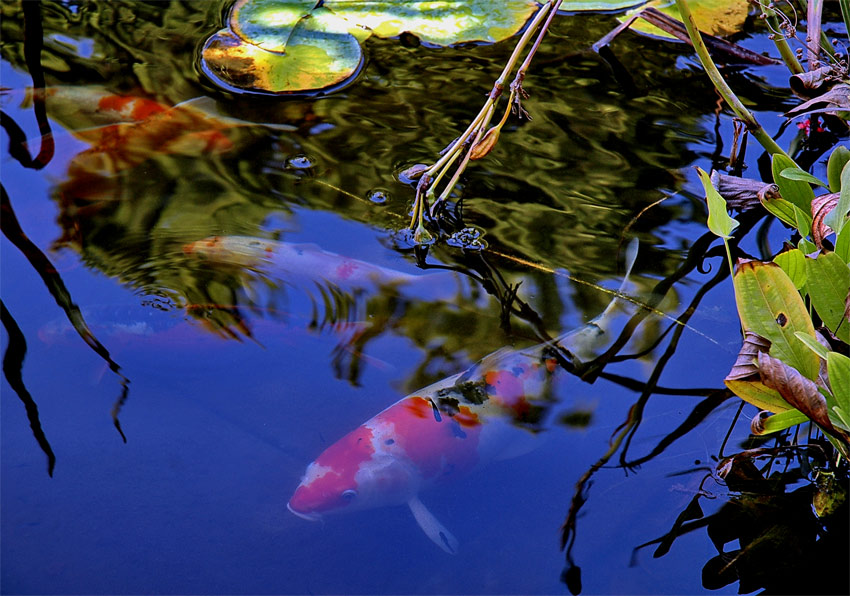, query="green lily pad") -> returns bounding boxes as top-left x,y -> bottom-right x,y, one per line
623,0 -> 748,40
201,0 -> 545,94
325,0 -> 541,46
201,6 -> 363,95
